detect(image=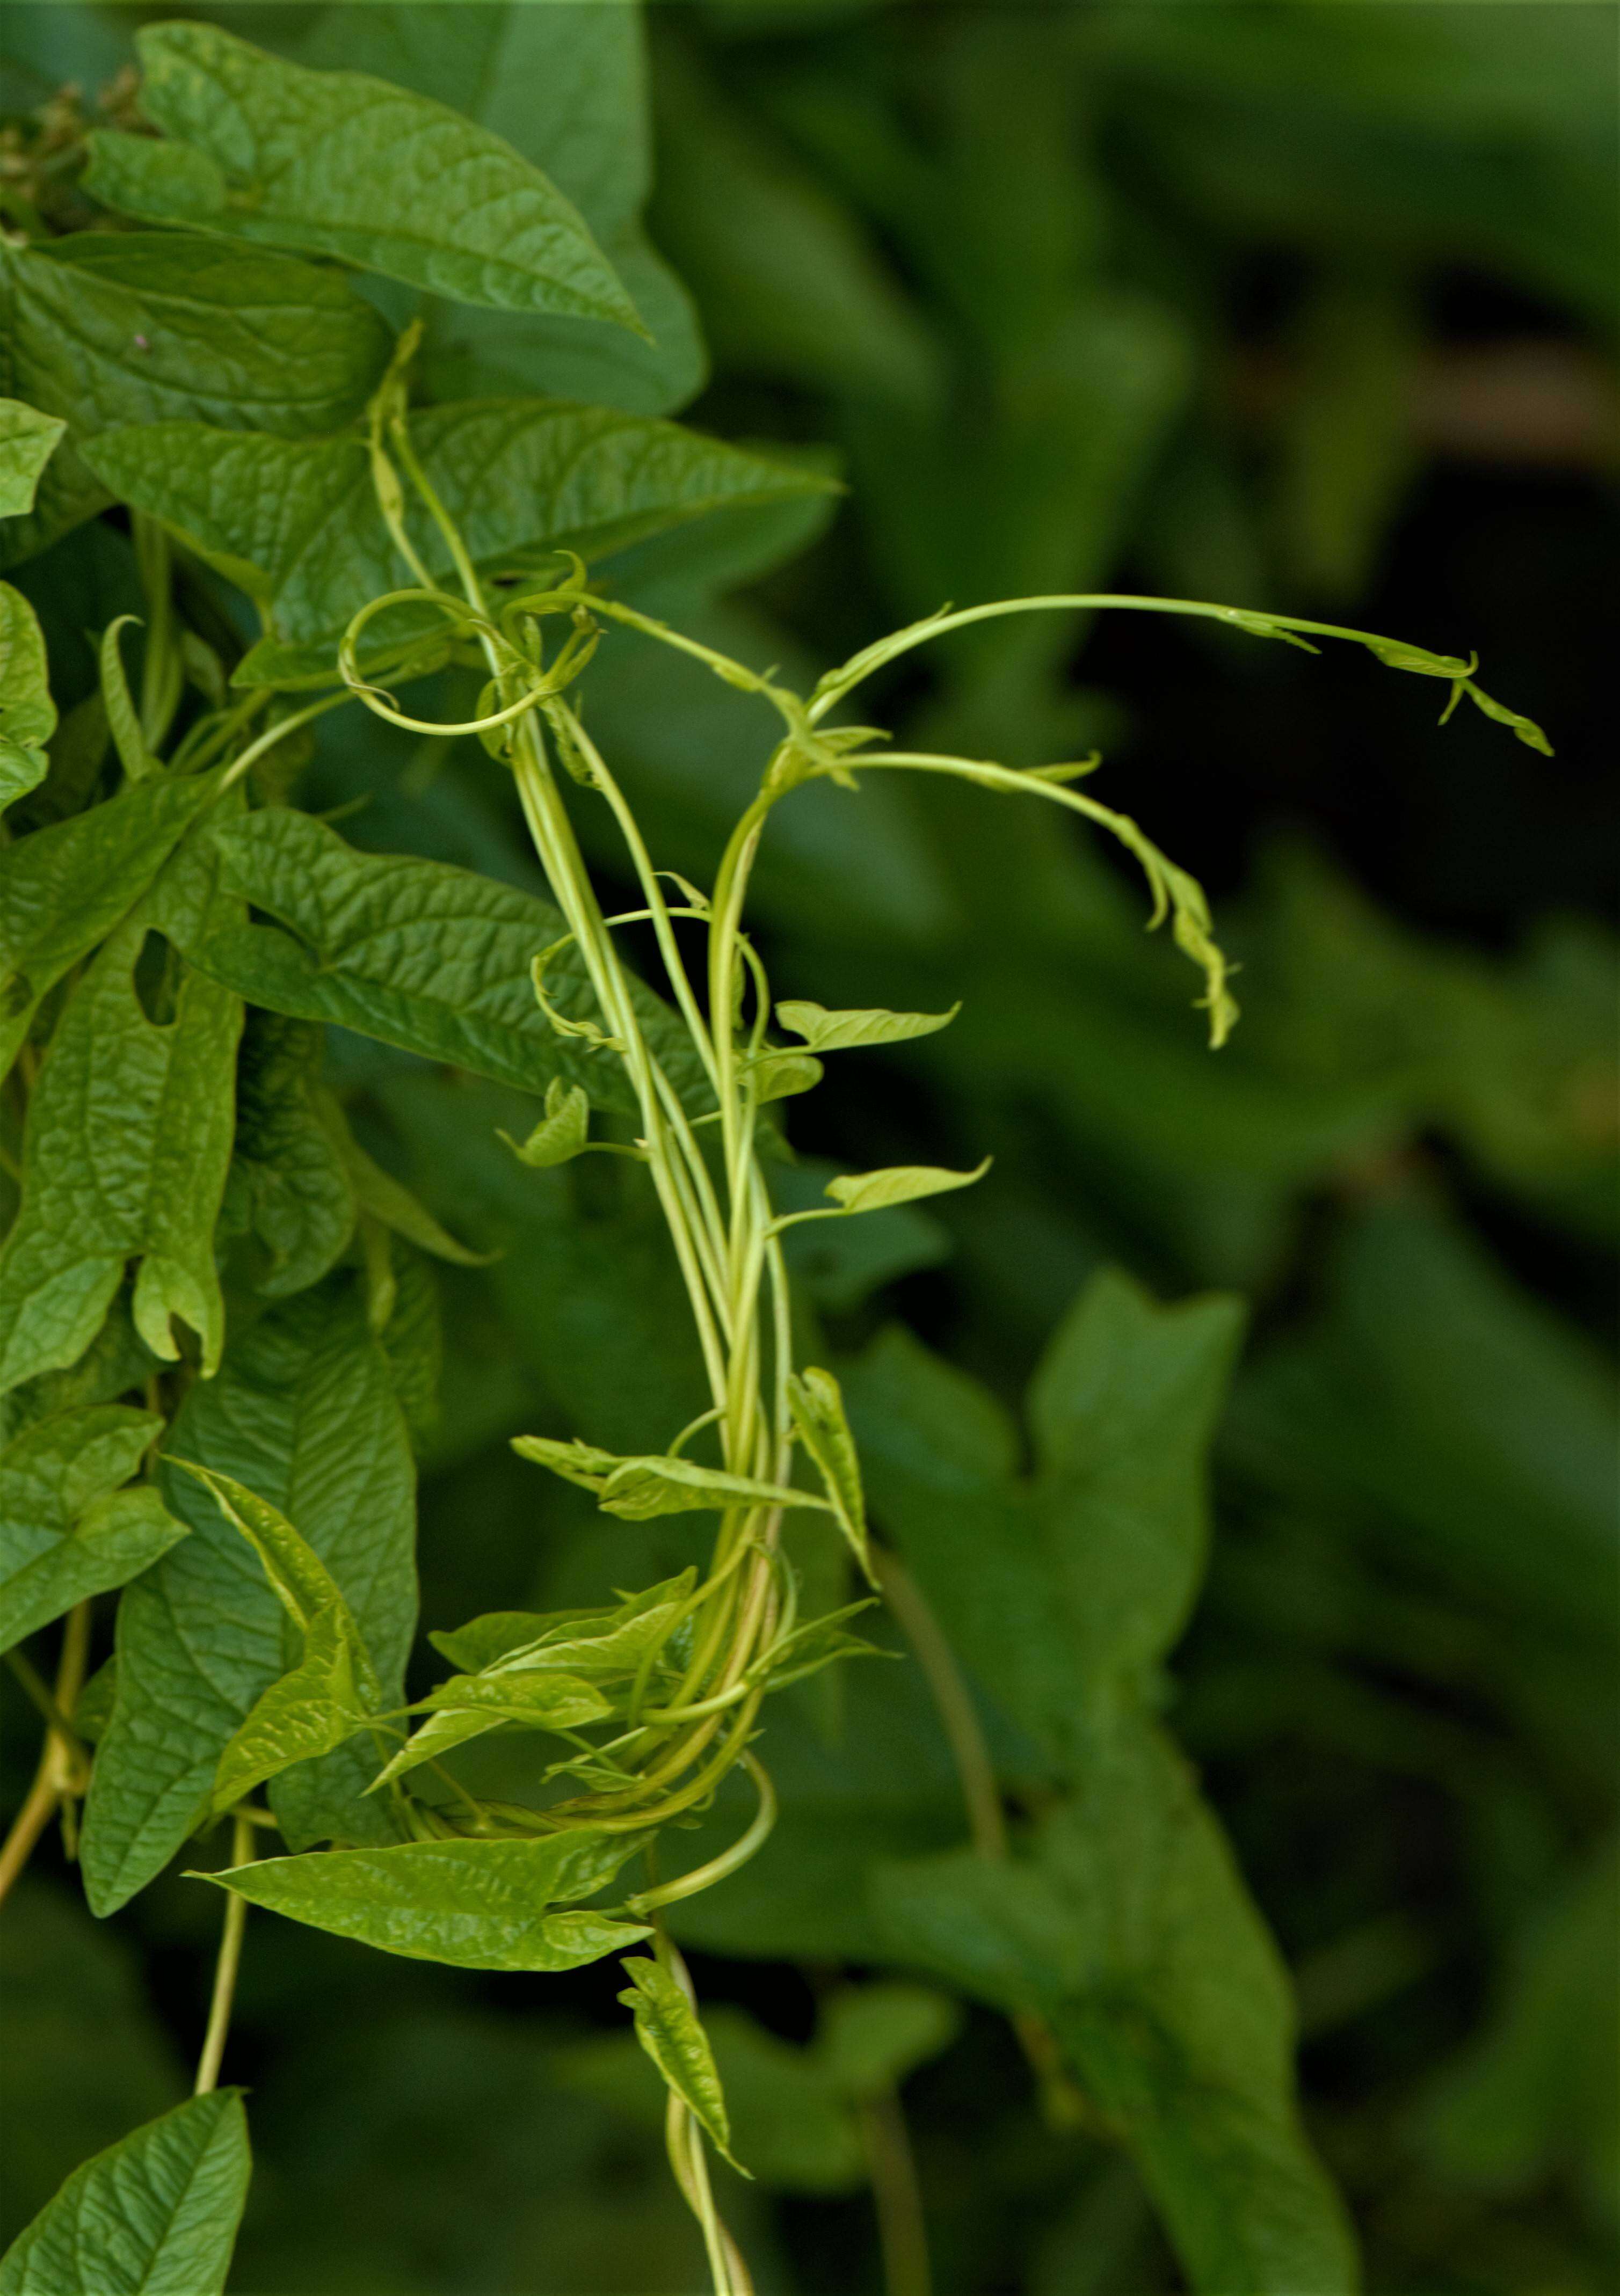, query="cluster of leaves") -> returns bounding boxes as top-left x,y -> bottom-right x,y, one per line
0,7 -> 1612,2296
